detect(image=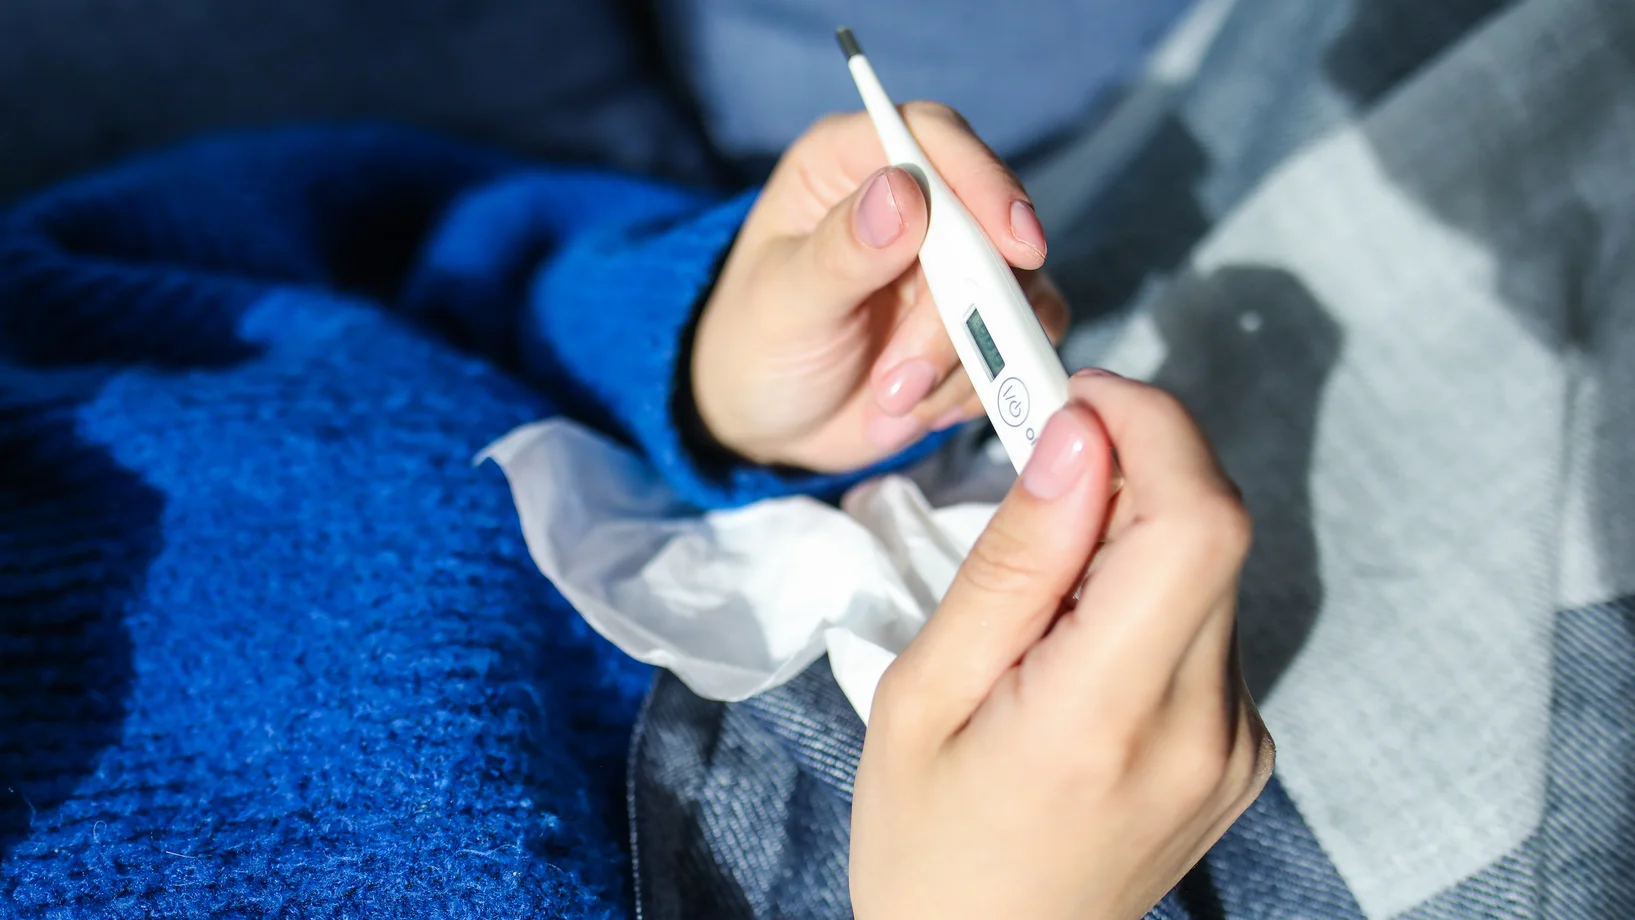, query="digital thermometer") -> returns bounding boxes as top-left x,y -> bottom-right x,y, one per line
836,27 -> 1070,473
